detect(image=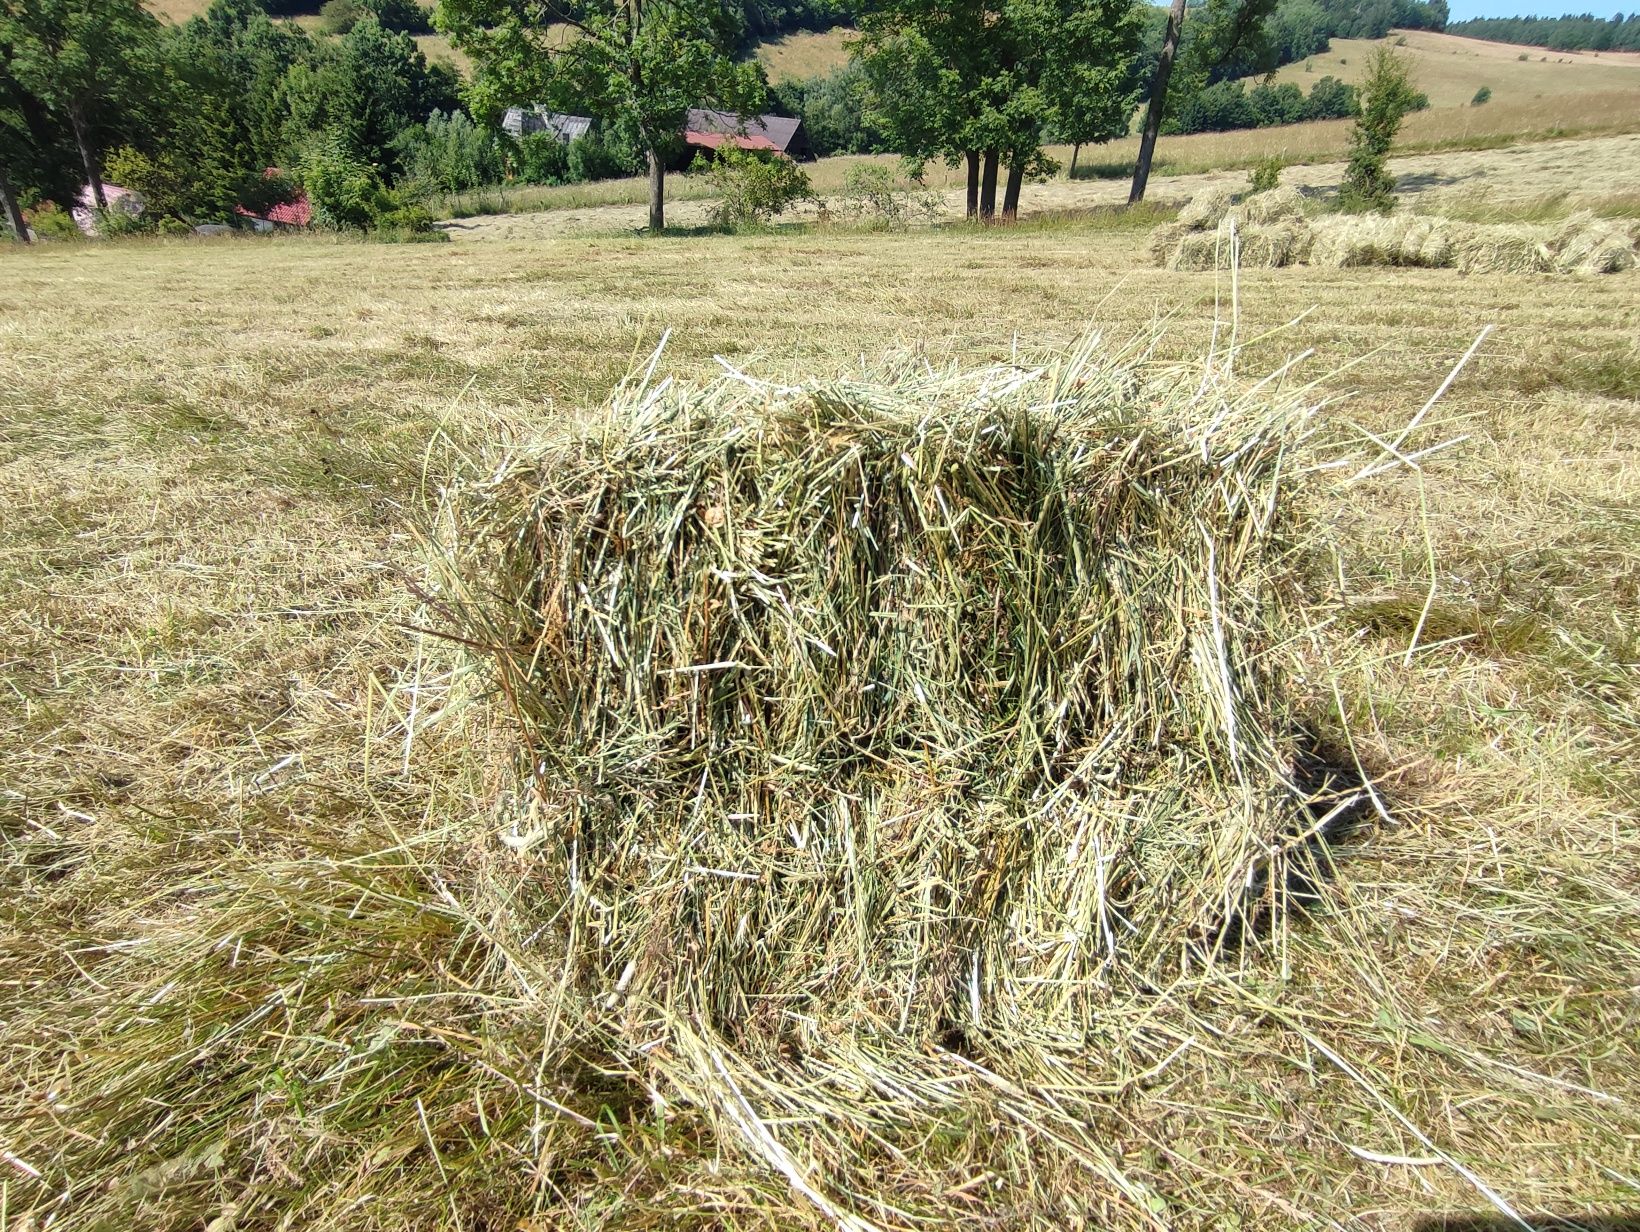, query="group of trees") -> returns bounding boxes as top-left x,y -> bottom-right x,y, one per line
1,0 -> 467,238
1448,11 -> 1640,50
3,0 -> 1457,241
1167,73 -> 1366,134
849,0 -> 1143,220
